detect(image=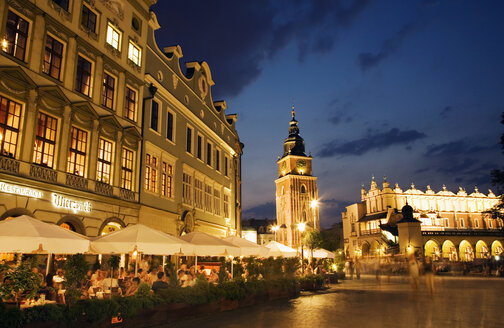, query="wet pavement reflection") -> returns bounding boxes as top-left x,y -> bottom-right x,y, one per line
163,276 -> 504,328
